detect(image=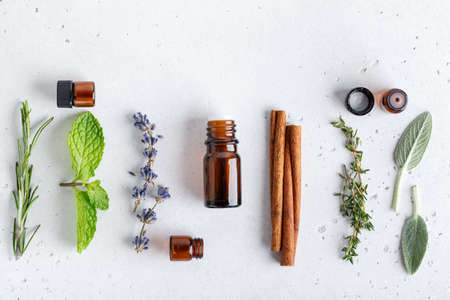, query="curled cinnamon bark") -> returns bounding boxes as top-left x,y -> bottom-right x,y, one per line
270,110 -> 276,191
270,110 -> 286,252
287,125 -> 302,253
280,133 -> 295,266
